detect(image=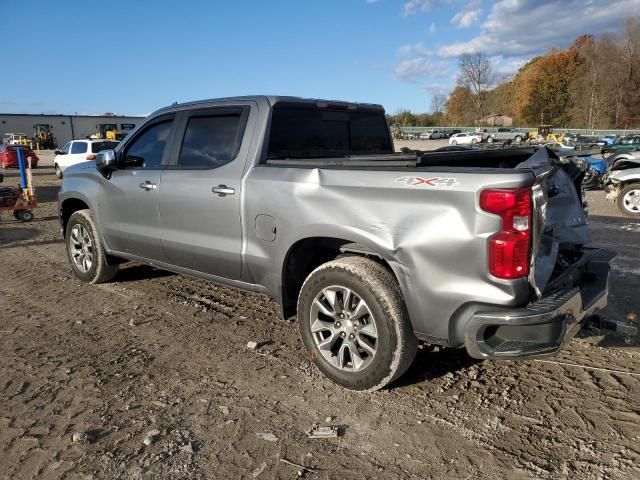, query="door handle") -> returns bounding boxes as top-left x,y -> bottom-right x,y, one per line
139,181 -> 157,191
212,185 -> 235,197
